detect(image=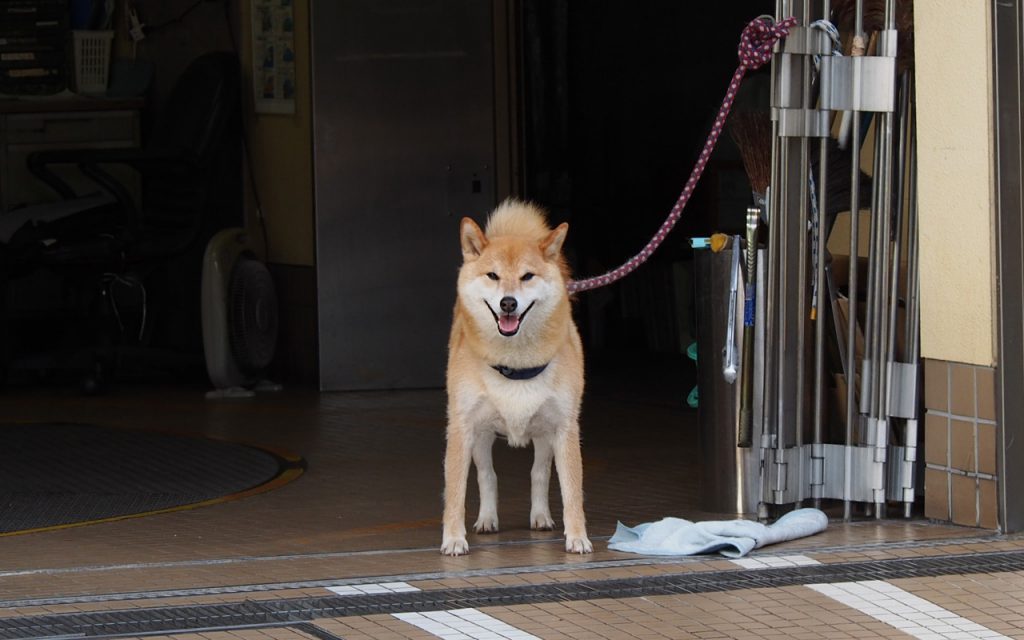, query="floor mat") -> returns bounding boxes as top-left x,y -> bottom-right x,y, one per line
0,423 -> 302,534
